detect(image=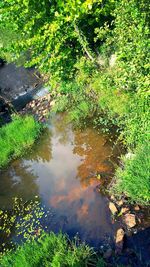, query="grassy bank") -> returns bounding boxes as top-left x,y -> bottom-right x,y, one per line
51,57 -> 150,205
0,115 -> 41,168
0,0 -> 149,204
112,142 -> 150,204
0,232 -> 105,267
0,198 -> 105,267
